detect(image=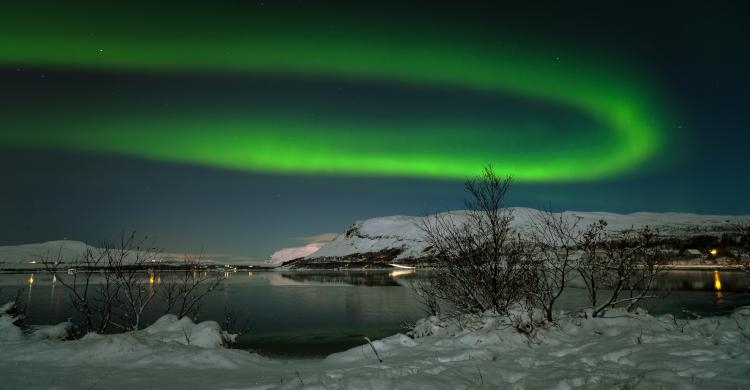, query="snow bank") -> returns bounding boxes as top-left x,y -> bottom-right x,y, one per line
139,314 -> 236,348
318,307 -> 750,389
1,305 -> 750,388
27,322 -> 73,341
